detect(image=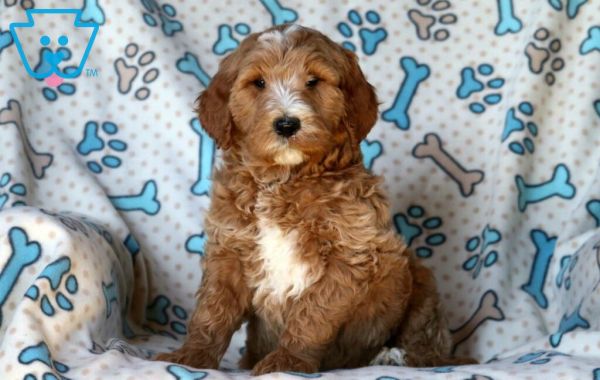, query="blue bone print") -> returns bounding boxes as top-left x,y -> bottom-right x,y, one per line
176,53 -> 211,88
213,23 -> 250,56
382,56 -> 430,130
190,118 -> 215,196
166,365 -> 208,380
581,26 -> 600,55
124,234 -> 140,258
259,0 -> 298,25
360,139 -> 383,170
109,180 -> 160,215
286,372 -> 322,378
595,368 -> 600,380
419,366 -> 455,373
514,351 -> 569,365
186,233 -> 206,255
521,229 -> 557,308
19,342 -> 70,379
495,0 -> 522,35
515,164 -> 576,212
587,200 -> 600,227
80,0 -> 105,24
550,301 -> 590,347
0,100 -> 53,179
0,227 -> 41,324
548,0 -> 588,19
595,100 -> 600,118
